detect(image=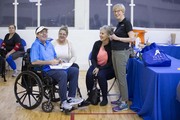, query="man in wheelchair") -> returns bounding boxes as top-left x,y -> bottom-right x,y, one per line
30,26 -> 83,111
